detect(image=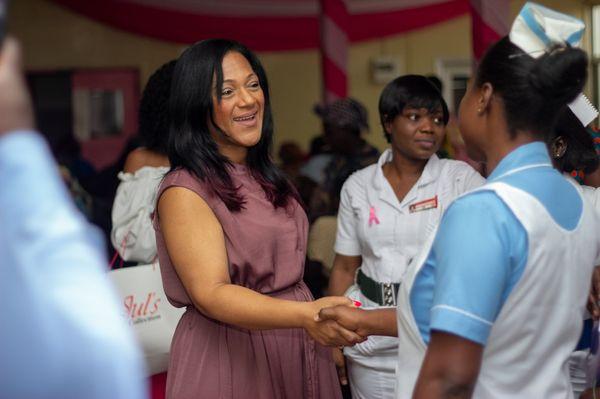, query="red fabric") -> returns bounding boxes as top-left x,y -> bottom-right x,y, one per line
320,0 -> 348,102
150,373 -> 167,399
348,0 -> 469,42
51,0 -> 318,51
469,3 -> 503,60
321,55 -> 347,99
50,0 -> 469,51
321,0 -> 350,32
